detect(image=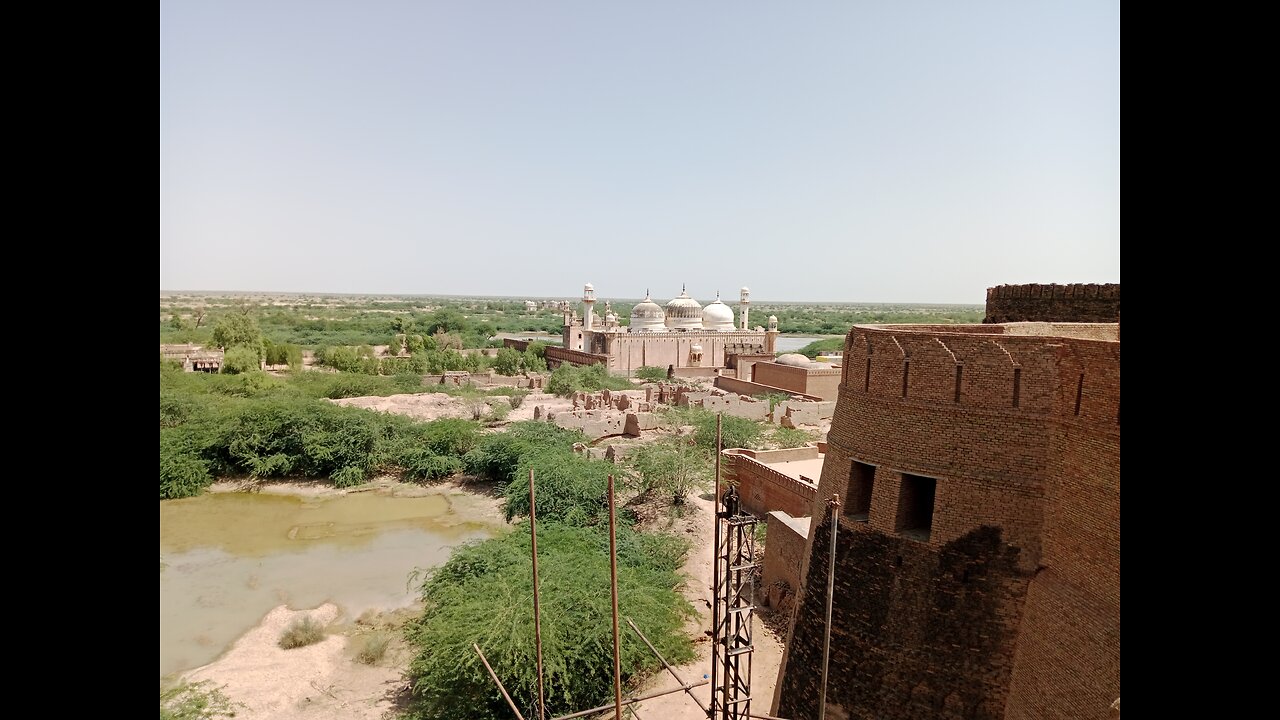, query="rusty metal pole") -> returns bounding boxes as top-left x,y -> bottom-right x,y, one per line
474,643 -> 527,720
817,495 -> 841,720
625,617 -> 709,714
709,413 -> 723,718
529,468 -> 546,720
608,474 -> 623,720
